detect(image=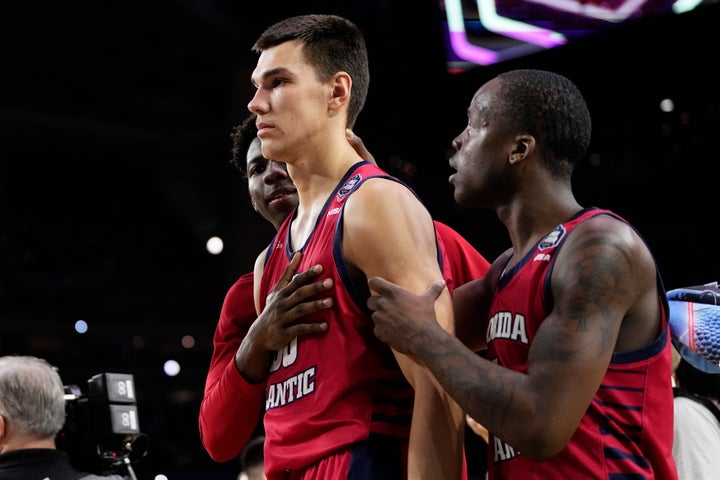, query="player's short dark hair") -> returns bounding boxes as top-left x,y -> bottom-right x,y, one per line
495,69 -> 592,178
